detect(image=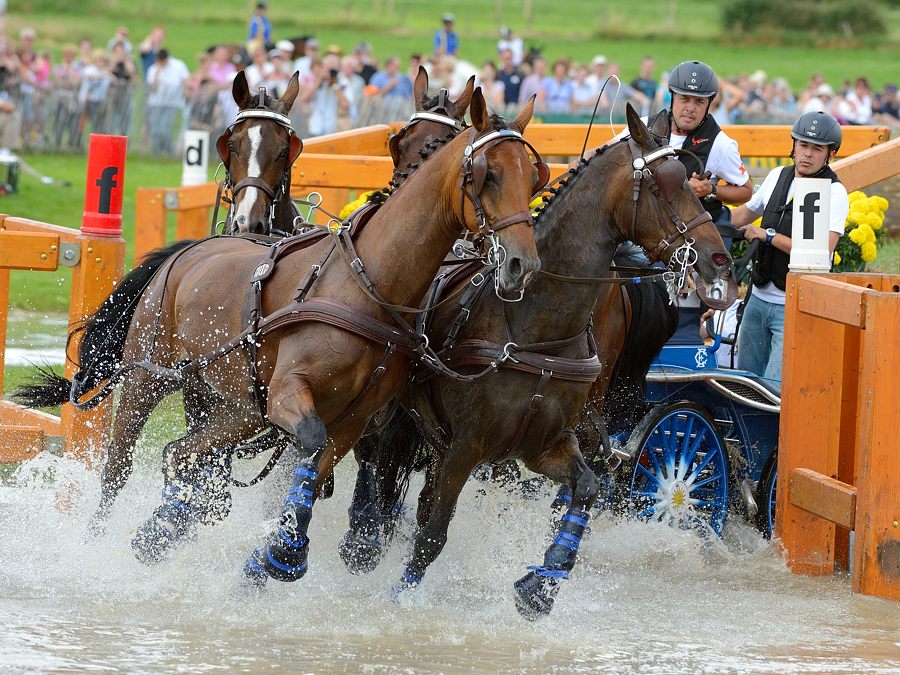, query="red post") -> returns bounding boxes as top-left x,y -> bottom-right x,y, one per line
81,134 -> 127,237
